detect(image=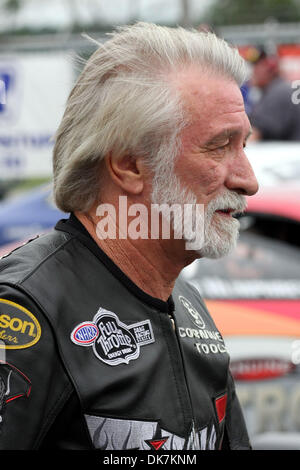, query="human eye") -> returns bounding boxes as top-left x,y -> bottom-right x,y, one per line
210,140 -> 230,152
